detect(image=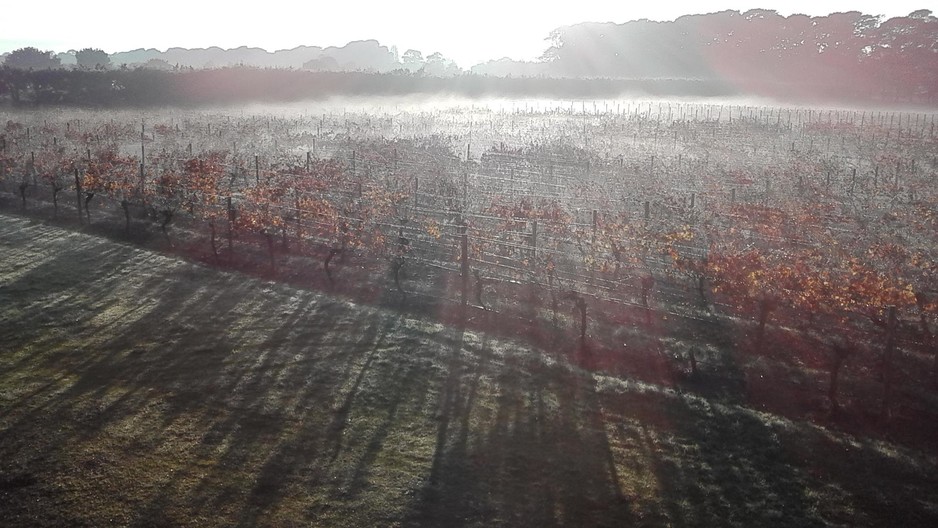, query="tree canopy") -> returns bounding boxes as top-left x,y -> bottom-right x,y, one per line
539,10 -> 938,98
3,47 -> 62,70
75,48 -> 111,70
